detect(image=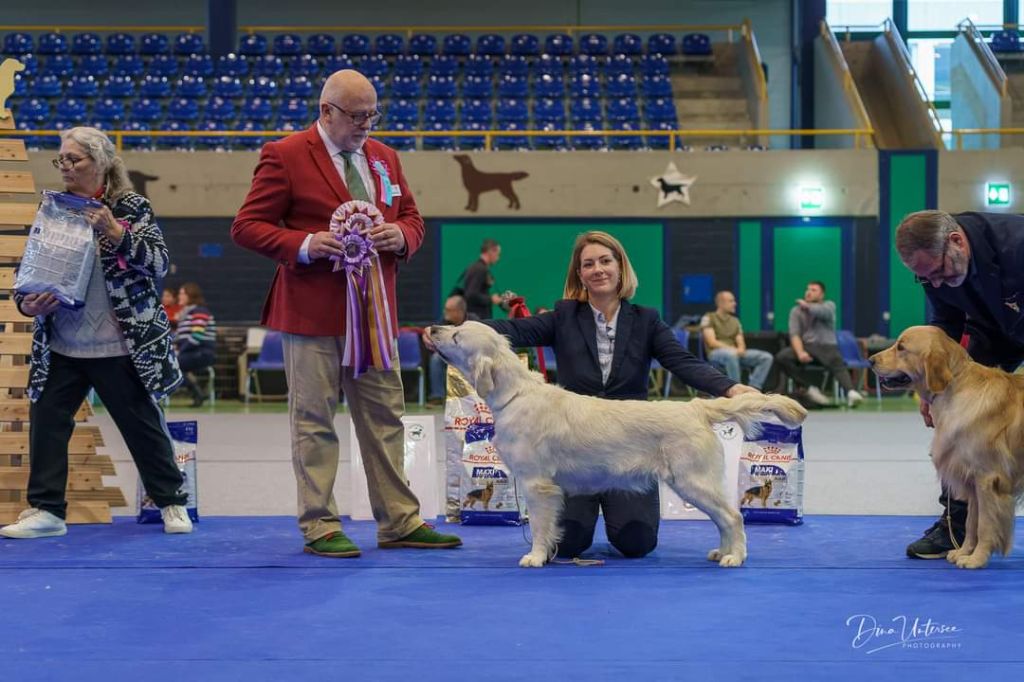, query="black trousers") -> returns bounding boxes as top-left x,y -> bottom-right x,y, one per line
177,345 -> 215,399
775,343 -> 855,392
557,483 -> 660,559
29,352 -> 186,520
